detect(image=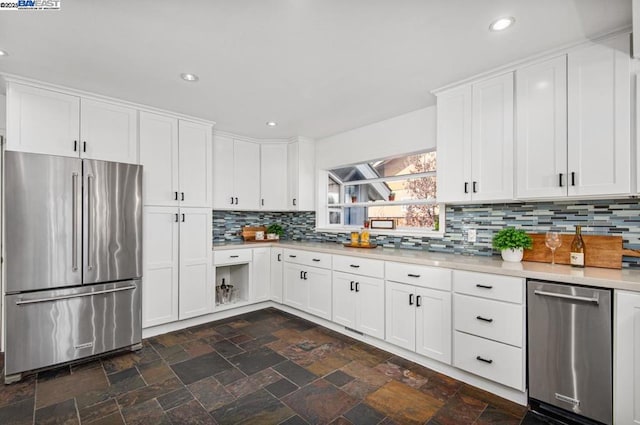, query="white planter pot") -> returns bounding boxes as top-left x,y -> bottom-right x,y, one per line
501,248 -> 523,262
